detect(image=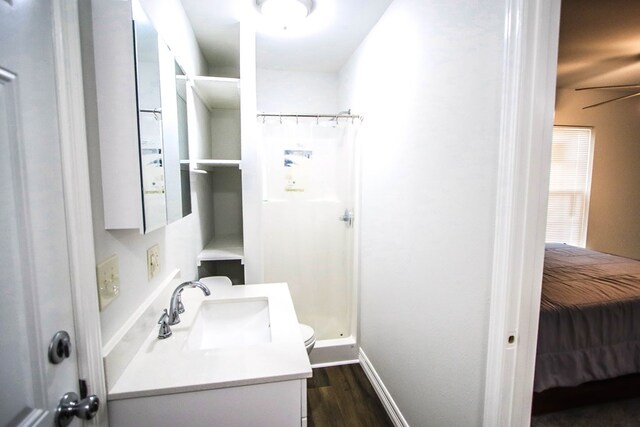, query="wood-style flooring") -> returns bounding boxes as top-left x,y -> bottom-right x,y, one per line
307,363 -> 394,427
